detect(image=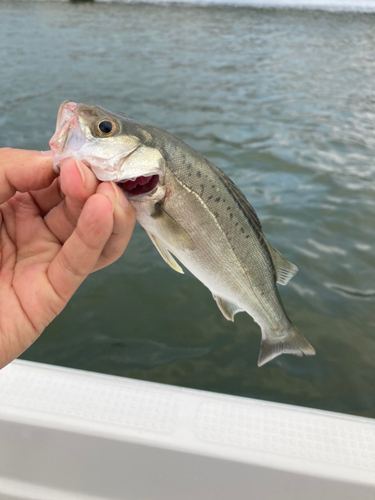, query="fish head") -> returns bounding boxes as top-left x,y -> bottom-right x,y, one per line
50,101 -> 166,200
